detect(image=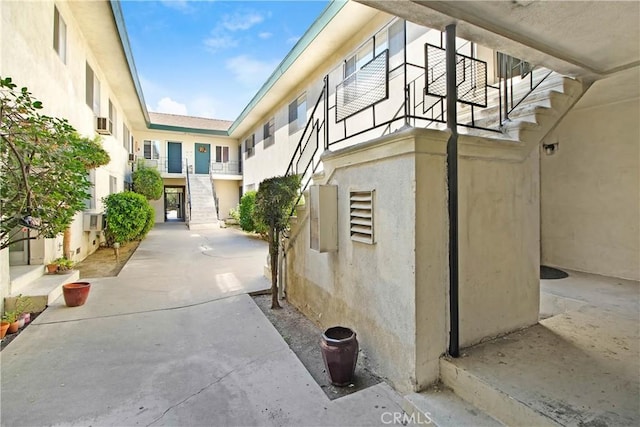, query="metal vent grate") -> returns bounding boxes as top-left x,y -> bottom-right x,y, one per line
350,191 -> 374,244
